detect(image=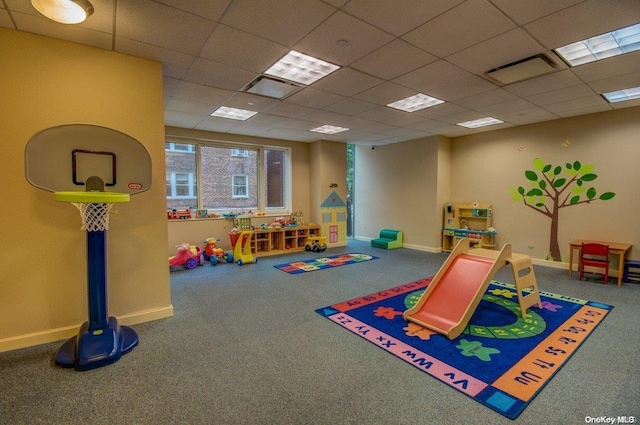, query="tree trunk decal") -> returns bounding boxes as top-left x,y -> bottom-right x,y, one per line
509,158 -> 615,261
